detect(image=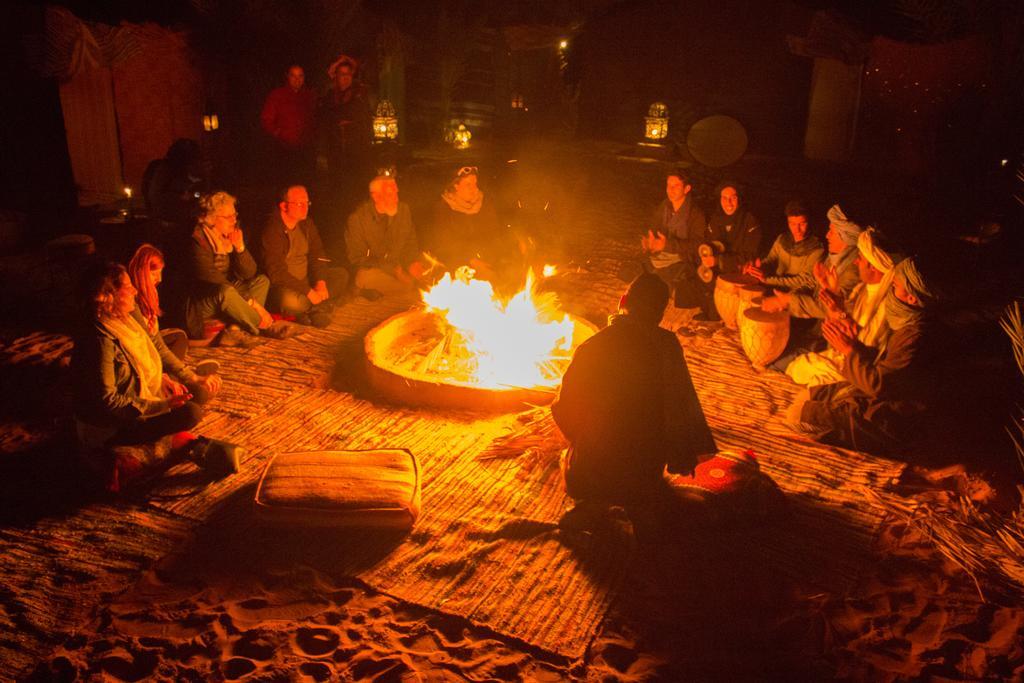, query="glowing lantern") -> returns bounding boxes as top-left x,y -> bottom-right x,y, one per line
452,123 -> 471,150
203,113 -> 219,132
644,102 -> 669,141
373,99 -> 399,141
511,93 -> 525,110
